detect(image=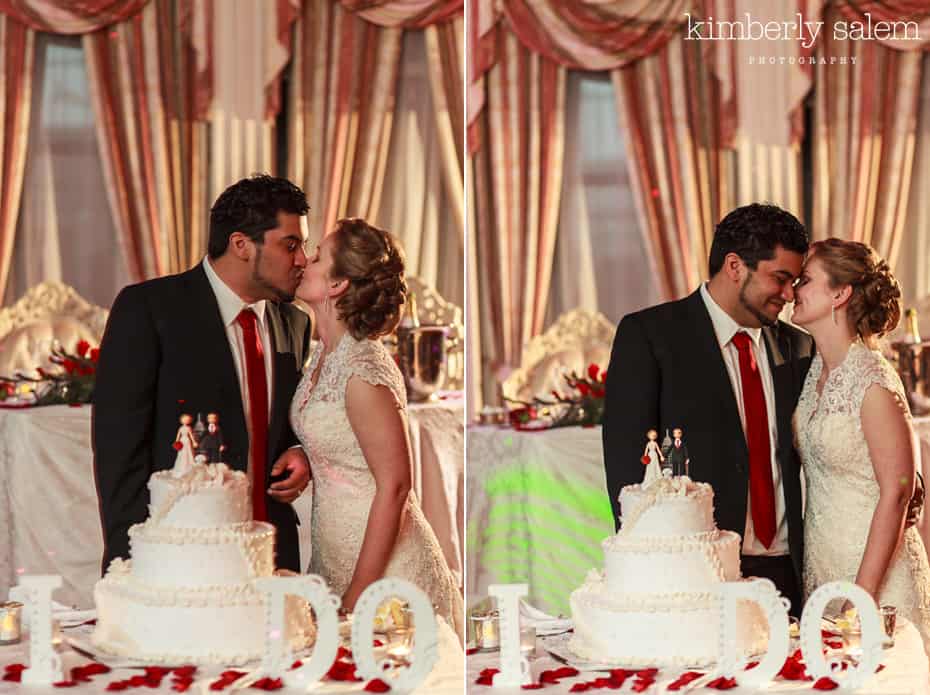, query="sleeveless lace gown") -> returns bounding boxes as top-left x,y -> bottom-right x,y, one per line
290,333 -> 463,639
793,341 -> 930,654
